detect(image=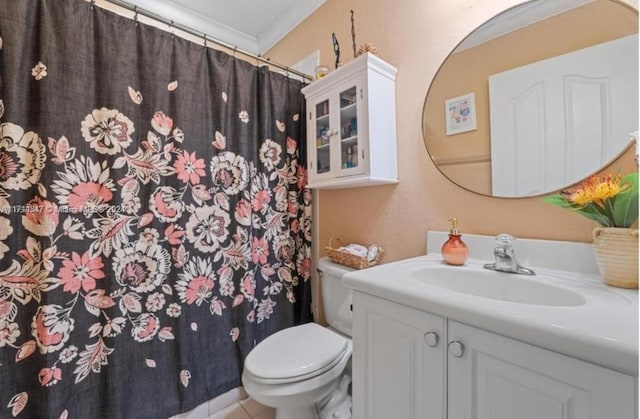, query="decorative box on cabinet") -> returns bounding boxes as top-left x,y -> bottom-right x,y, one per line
352,292 -> 636,419
301,53 -> 398,189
